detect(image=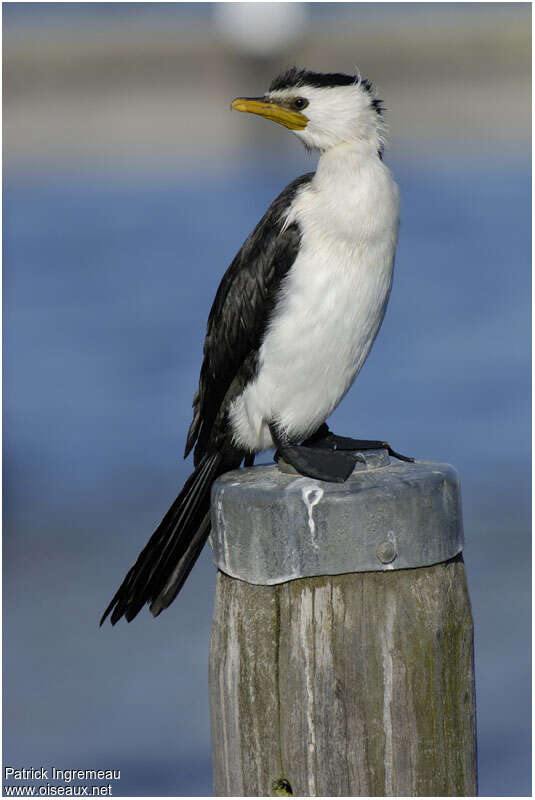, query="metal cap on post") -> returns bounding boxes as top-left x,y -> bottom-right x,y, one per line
210,449 -> 464,584
208,450 -> 477,797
